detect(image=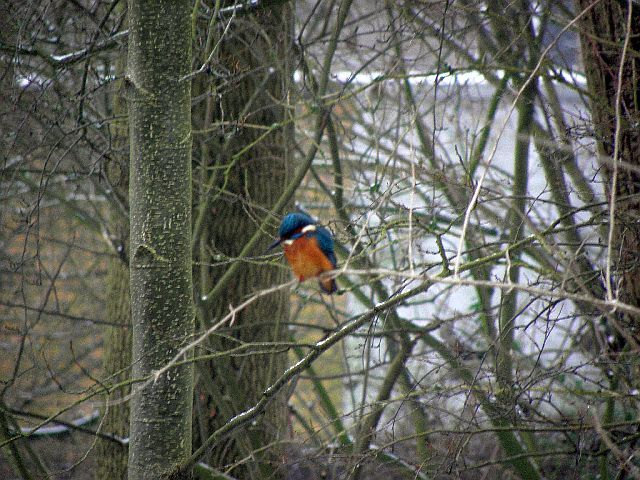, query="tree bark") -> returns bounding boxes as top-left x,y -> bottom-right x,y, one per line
574,1 -> 640,339
127,1 -> 194,479
95,256 -> 131,479
95,32 -> 131,480
192,4 -> 293,478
